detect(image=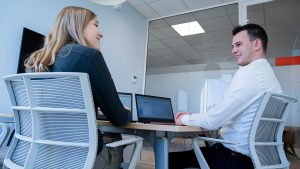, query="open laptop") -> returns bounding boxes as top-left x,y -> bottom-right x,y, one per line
135,94 -> 175,124
97,92 -> 132,120
118,92 -> 132,111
